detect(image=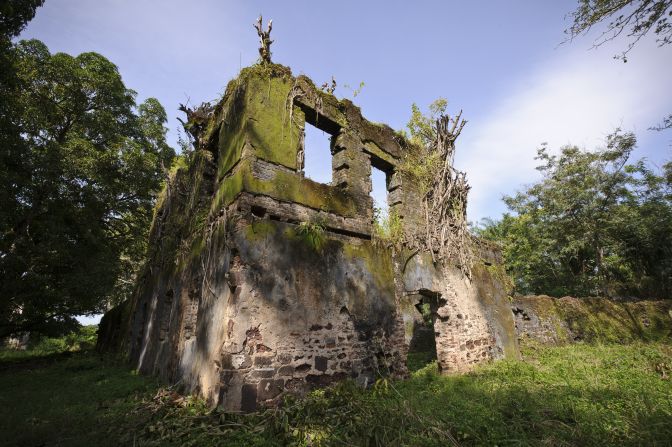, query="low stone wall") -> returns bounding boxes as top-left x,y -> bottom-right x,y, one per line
512,295 -> 672,345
